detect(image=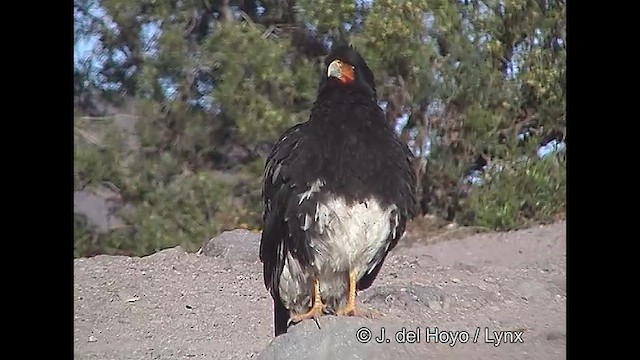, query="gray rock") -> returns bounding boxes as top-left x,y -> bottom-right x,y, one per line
74,189 -> 125,232
201,229 -> 260,263
360,284 -> 454,313
548,278 -> 566,296
453,262 -> 479,273
257,316 -> 428,360
545,330 -> 566,342
512,280 -> 551,301
73,221 -> 566,360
